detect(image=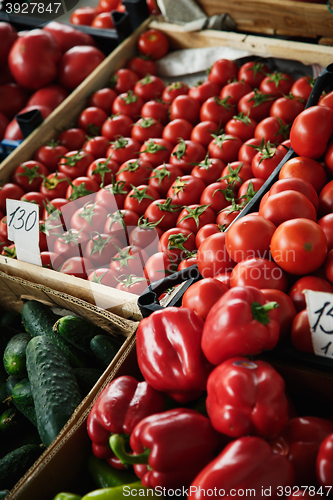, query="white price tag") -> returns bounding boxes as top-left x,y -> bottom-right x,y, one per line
6,199 -> 42,267
305,289 -> 333,357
